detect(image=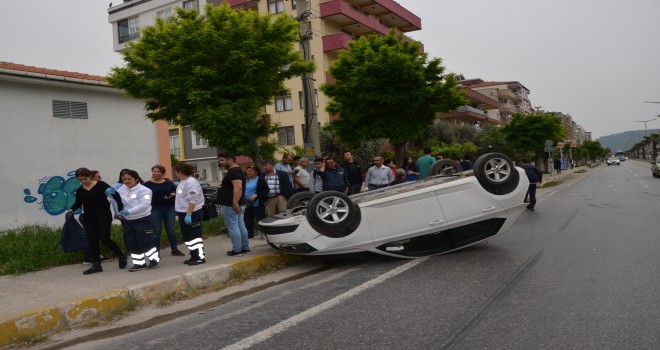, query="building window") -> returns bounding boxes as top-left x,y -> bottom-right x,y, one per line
191,131 -> 208,149
52,100 -> 88,119
278,126 -> 295,145
292,0 -> 297,10
118,16 -> 140,44
170,135 -> 181,159
183,0 -> 198,9
156,7 -> 172,19
298,90 -> 319,109
268,0 -> 285,14
275,95 -> 293,112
